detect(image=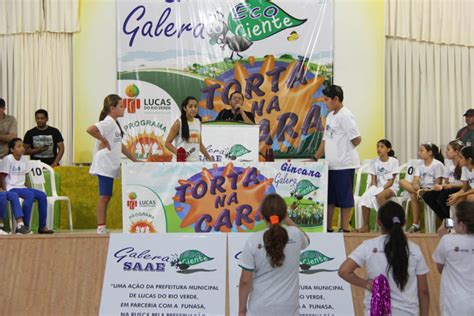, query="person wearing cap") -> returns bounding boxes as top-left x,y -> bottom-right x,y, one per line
0,98 -> 18,159
456,109 -> 474,147
312,85 -> 361,233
